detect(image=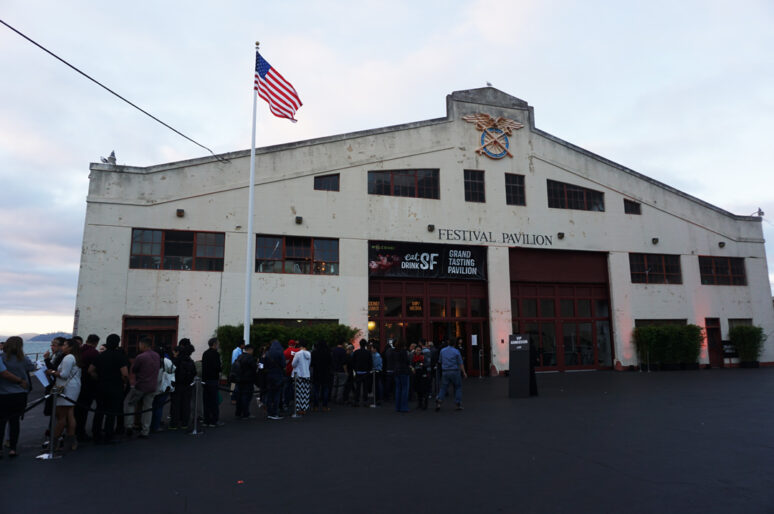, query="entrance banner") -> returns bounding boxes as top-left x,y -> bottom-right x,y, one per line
368,241 -> 487,280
